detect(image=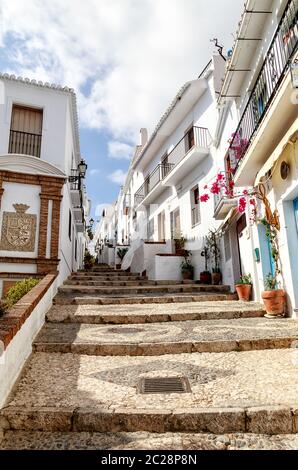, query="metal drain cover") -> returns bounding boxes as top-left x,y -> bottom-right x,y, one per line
138,376 -> 191,394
